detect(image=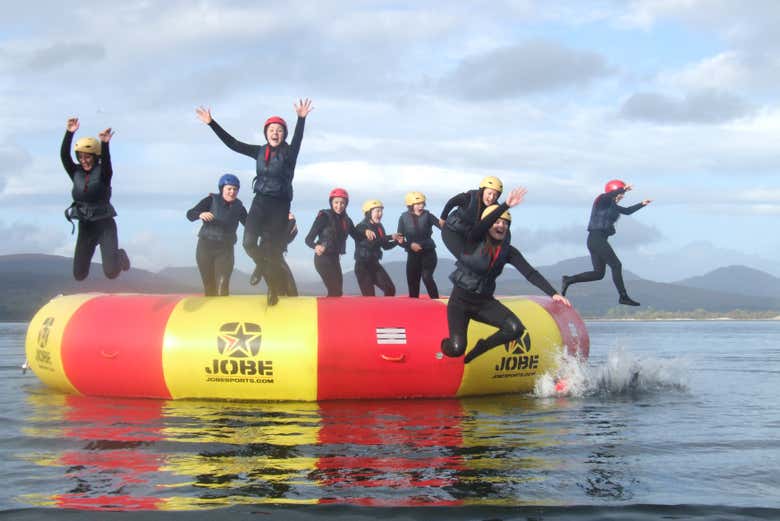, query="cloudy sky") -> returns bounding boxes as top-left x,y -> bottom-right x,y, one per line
2,0 -> 779,282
